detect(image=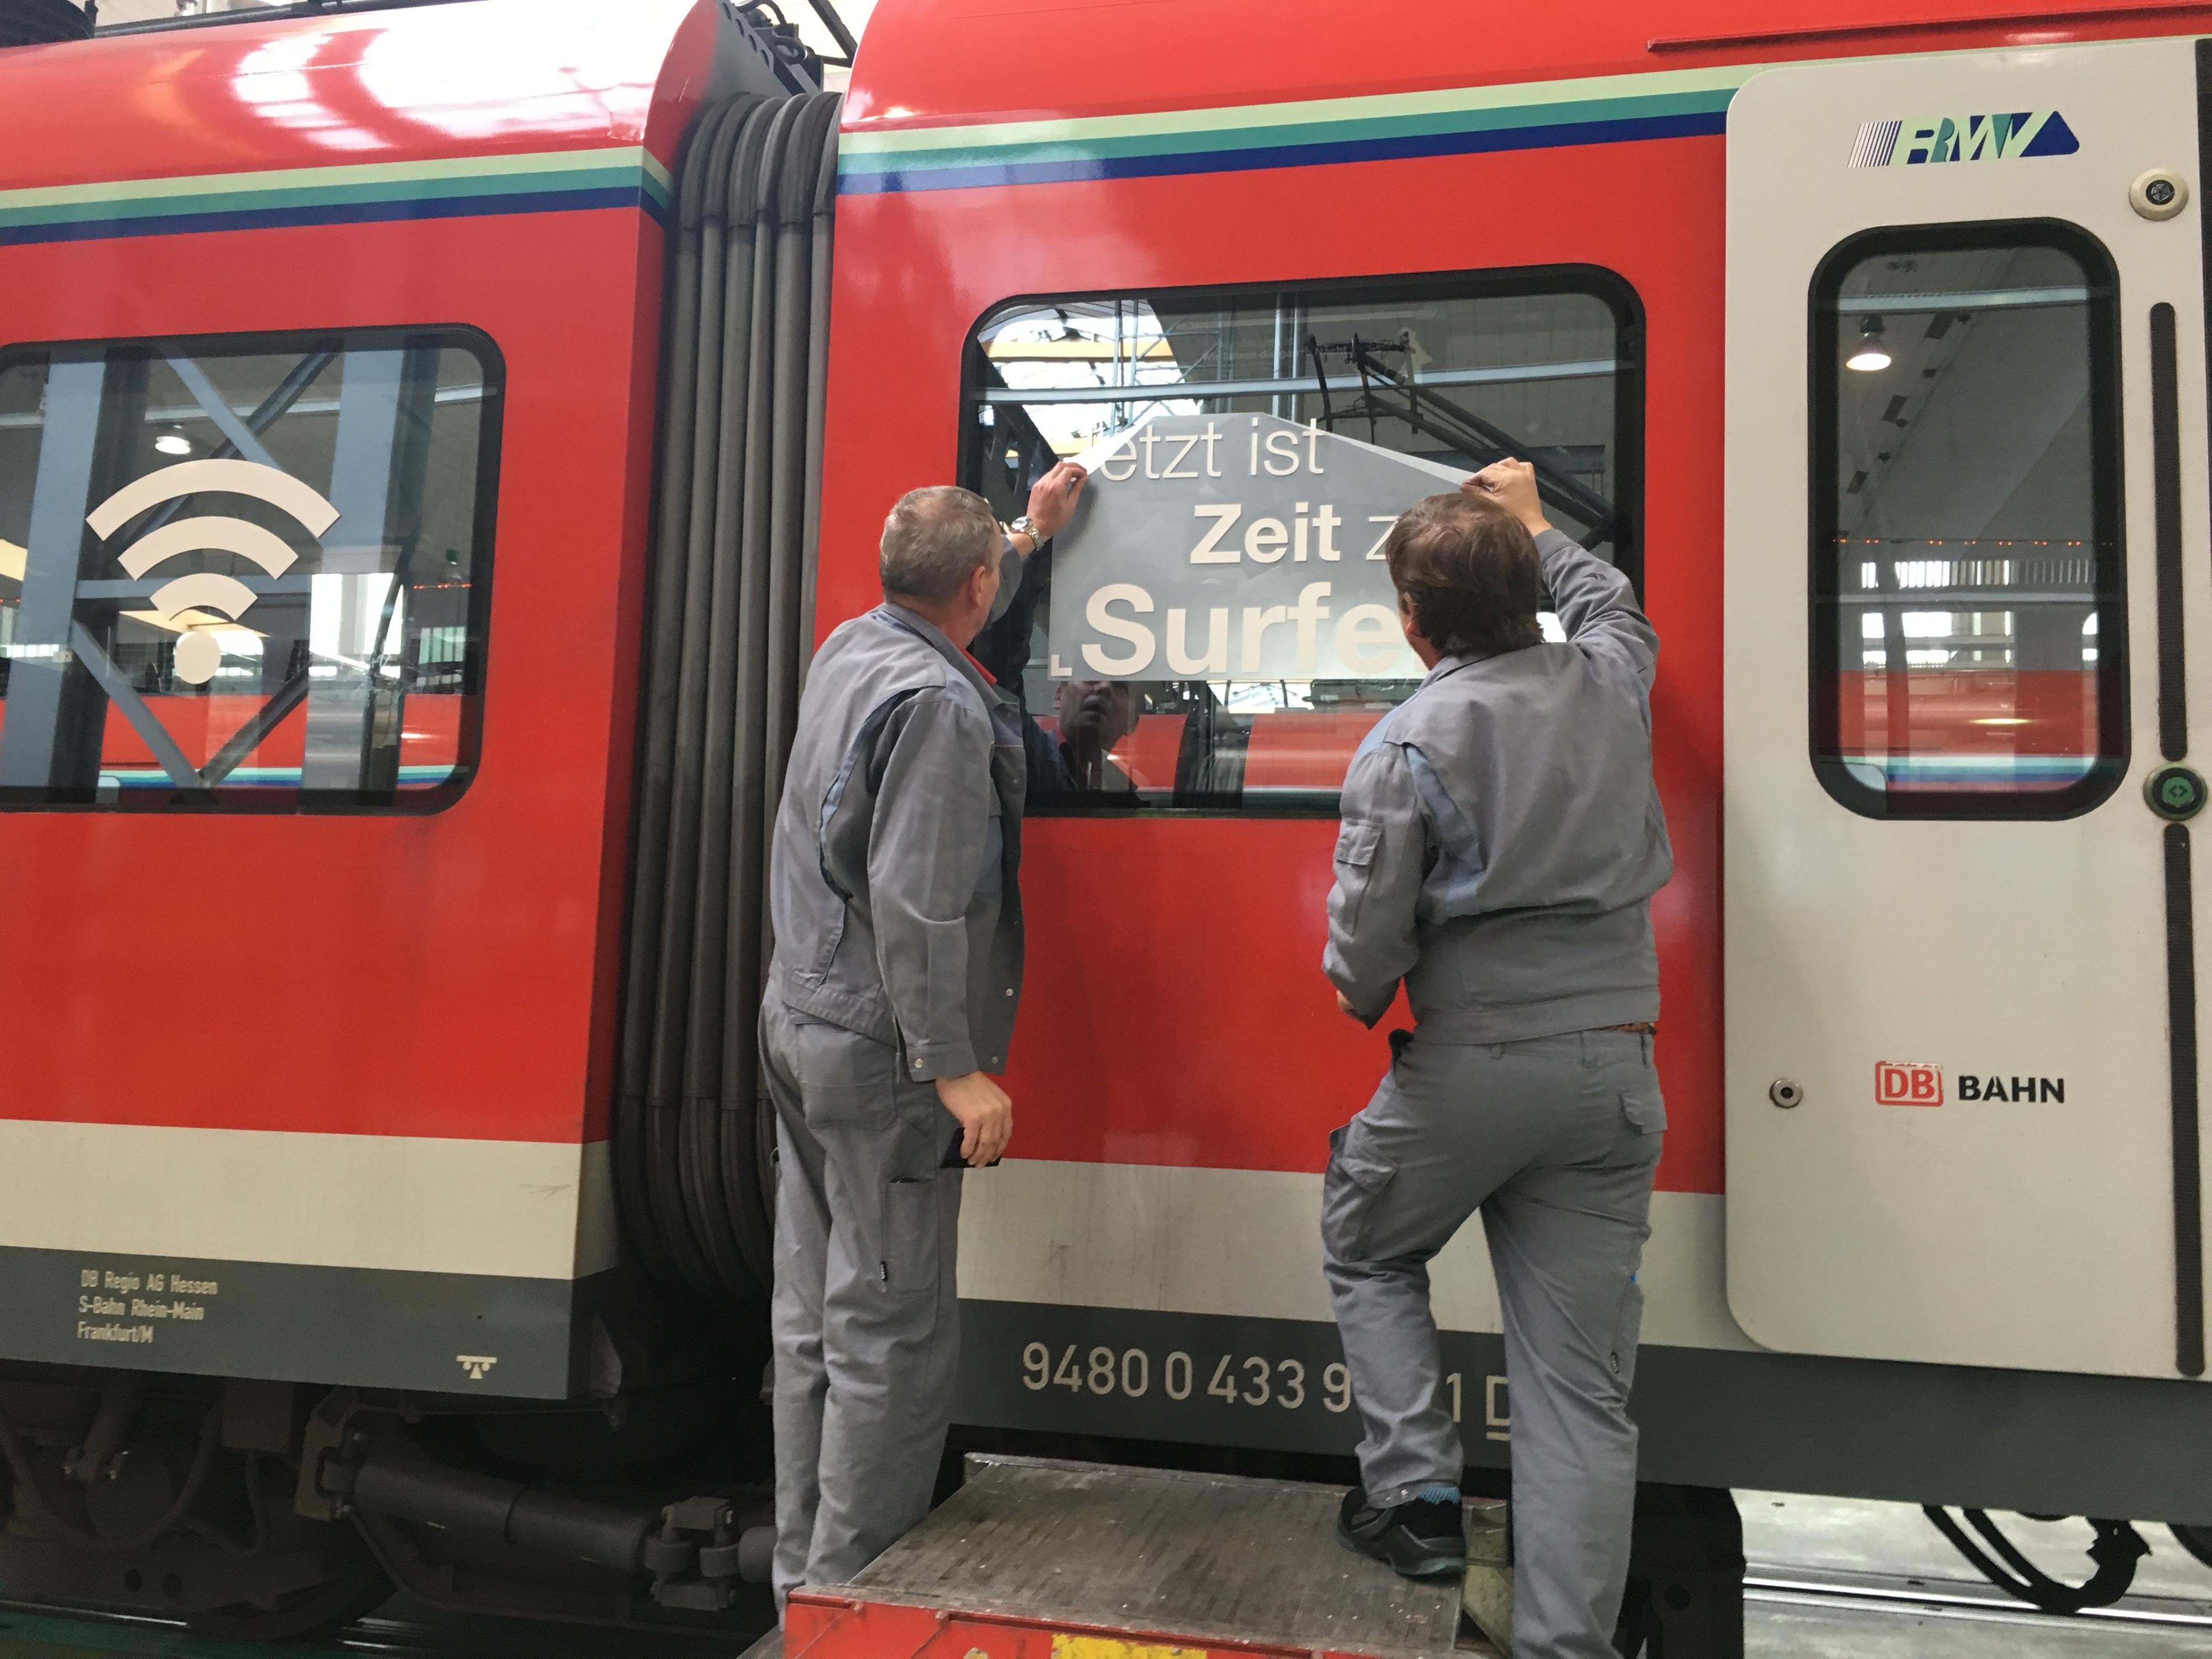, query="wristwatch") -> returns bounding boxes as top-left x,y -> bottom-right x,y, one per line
1008,514 -> 1045,547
